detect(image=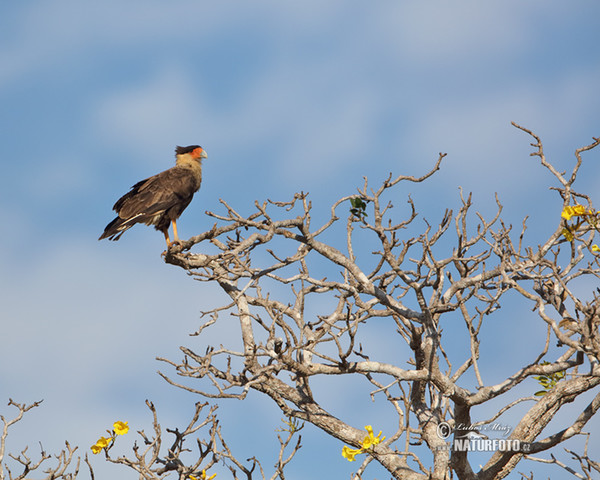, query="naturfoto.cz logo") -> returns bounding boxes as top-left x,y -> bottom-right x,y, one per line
436,422 -> 528,453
